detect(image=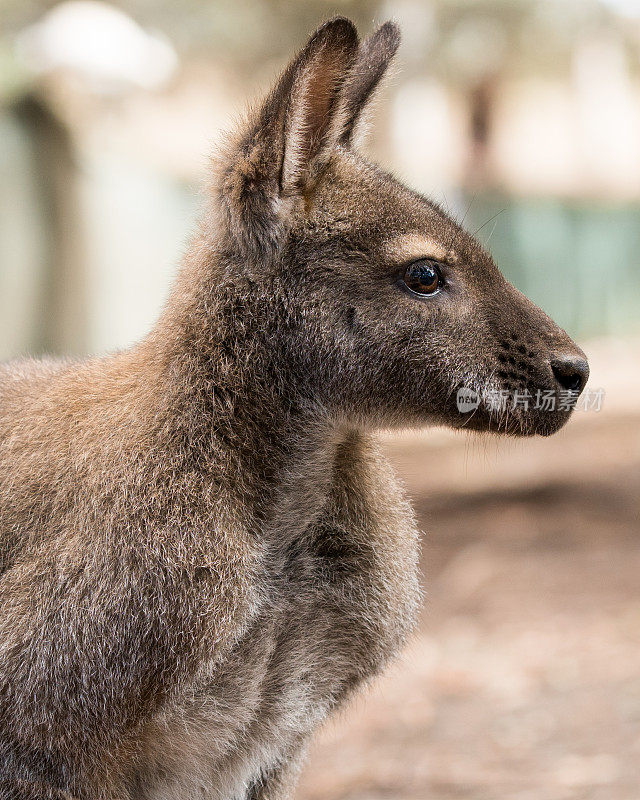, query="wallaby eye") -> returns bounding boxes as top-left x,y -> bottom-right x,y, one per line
401,259 -> 442,296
